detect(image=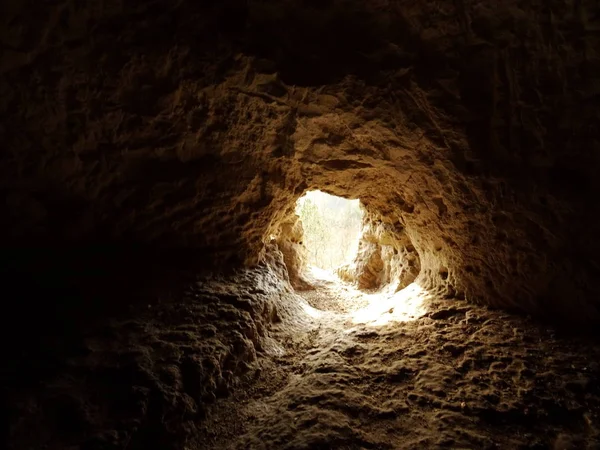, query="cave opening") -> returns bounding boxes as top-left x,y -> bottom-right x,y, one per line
295,190 -> 363,273
282,190 -> 429,325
